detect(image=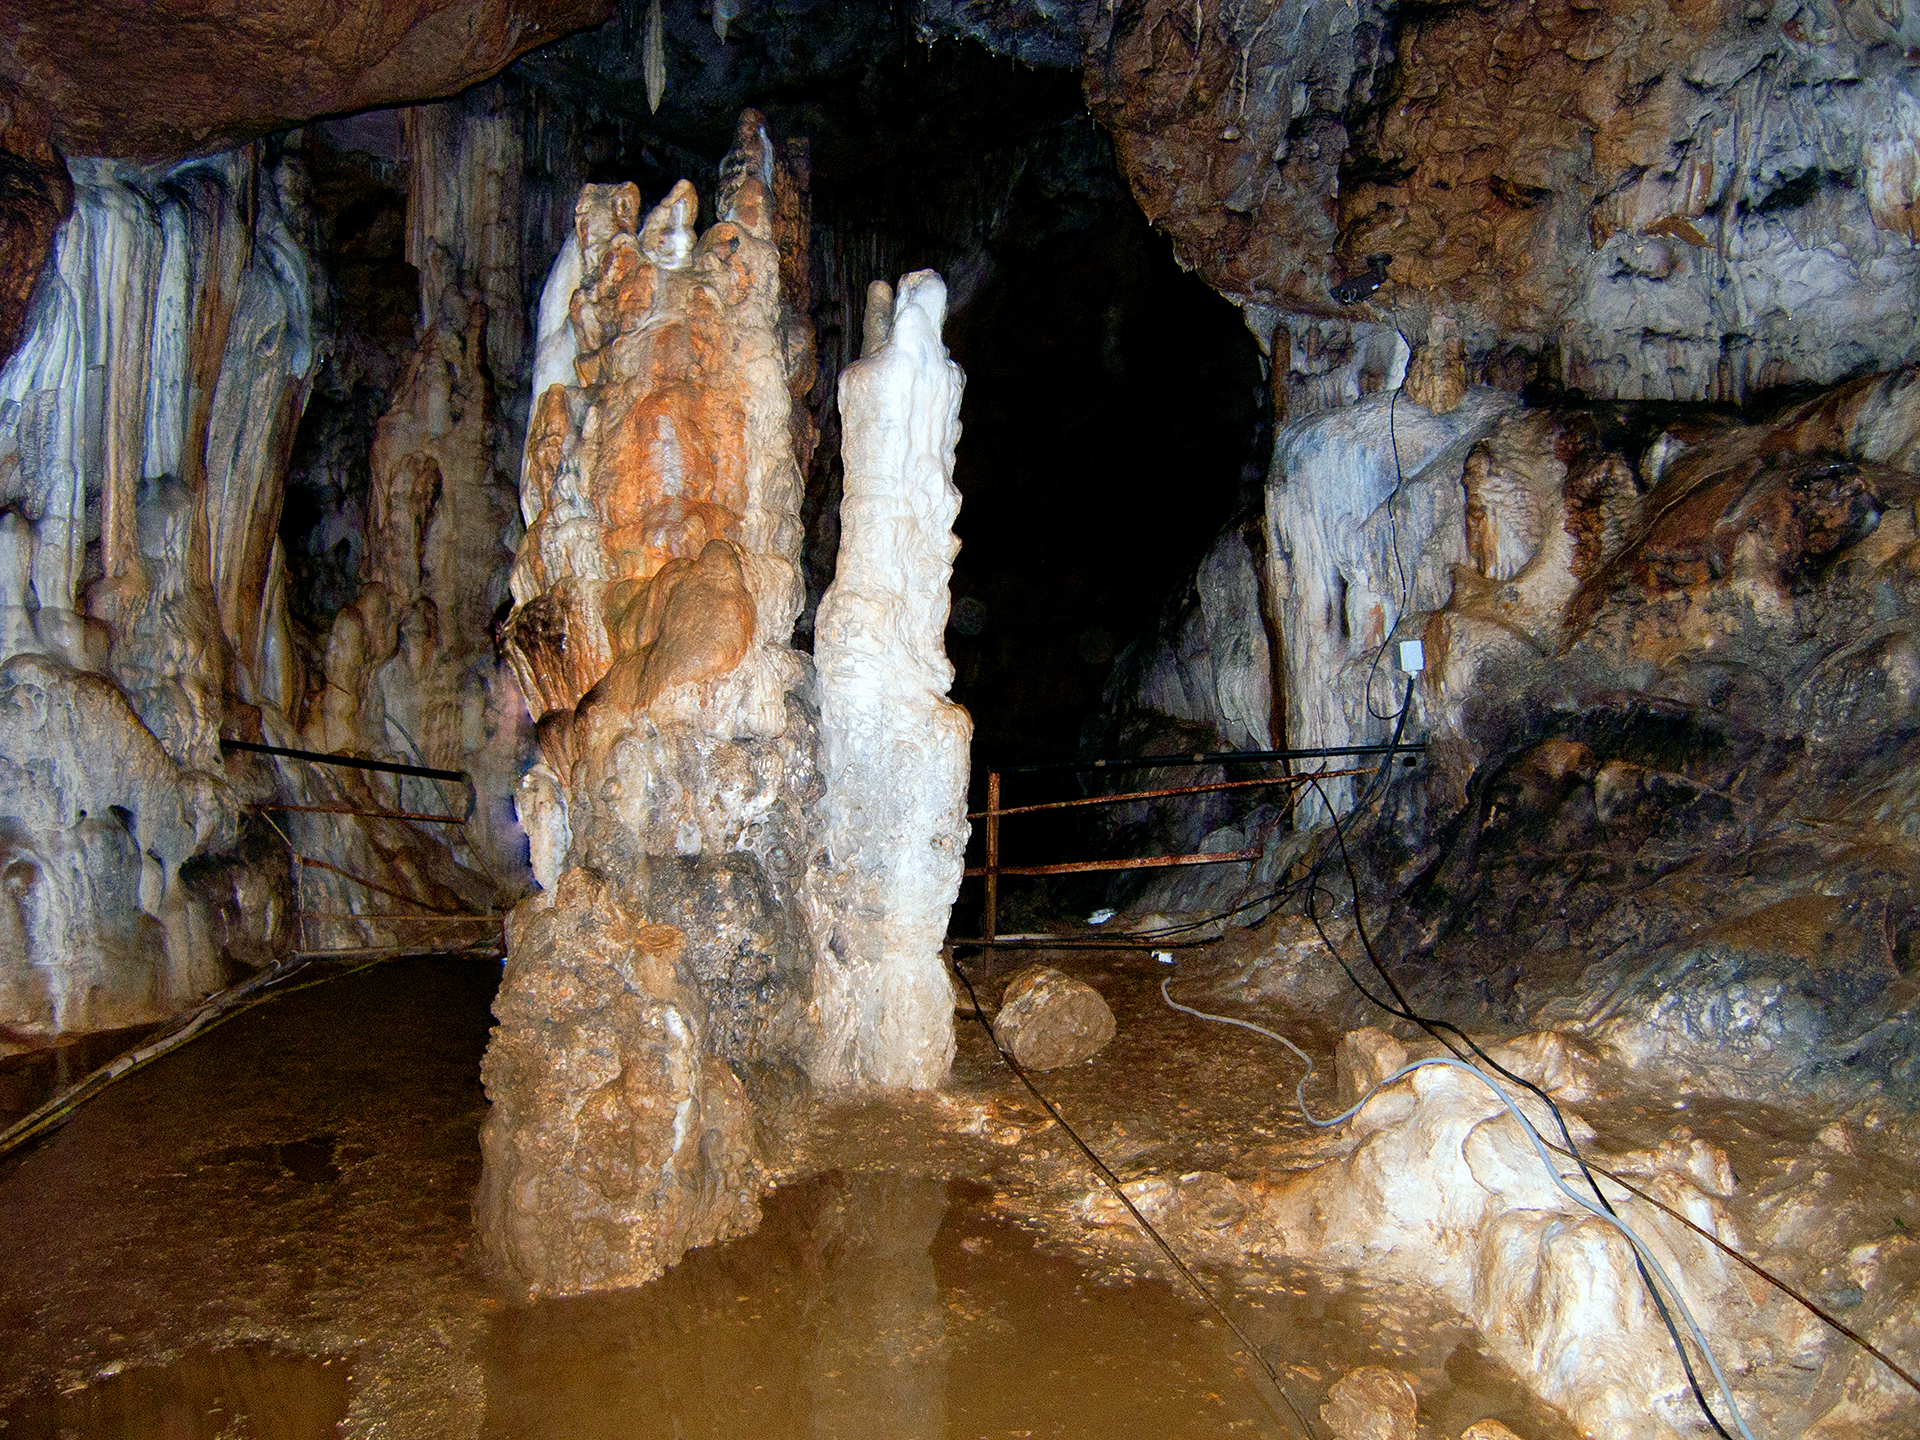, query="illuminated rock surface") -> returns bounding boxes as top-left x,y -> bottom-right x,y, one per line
808,271 -> 970,1091
483,115 -> 825,1294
